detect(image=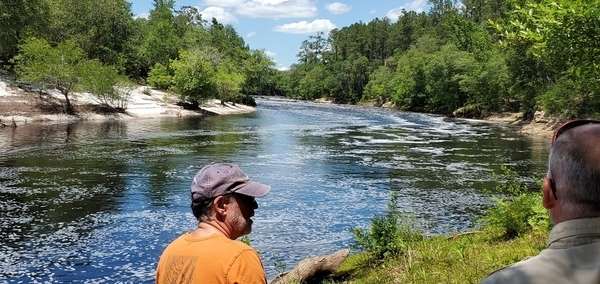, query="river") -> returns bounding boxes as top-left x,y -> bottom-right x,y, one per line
0,98 -> 550,283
